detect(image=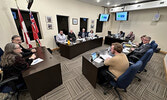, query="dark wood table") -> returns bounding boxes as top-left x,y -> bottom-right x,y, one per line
60,37 -> 103,59
82,50 -> 109,88
104,36 -> 126,45
22,47 -> 62,100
